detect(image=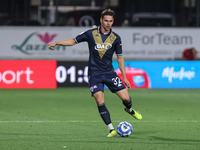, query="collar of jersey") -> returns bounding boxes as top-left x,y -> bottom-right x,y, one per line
98,26 -> 112,36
